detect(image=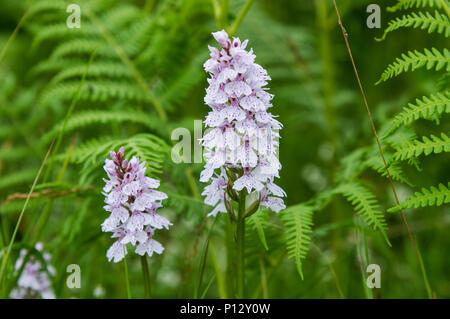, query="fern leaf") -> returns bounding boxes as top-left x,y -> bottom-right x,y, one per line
366,155 -> 412,185
28,58 -> 86,79
0,169 -> 36,190
38,81 -> 149,107
247,209 -> 270,250
66,134 -> 168,174
31,23 -> 99,49
337,148 -> 367,181
385,92 -> 450,136
50,39 -> 116,60
391,132 -> 450,161
388,182 -> 450,212
41,110 -> 165,143
376,48 -> 450,84
158,52 -> 207,109
388,0 -> 444,12
100,6 -> 144,28
280,204 -> 314,279
27,1 -> 66,19
50,62 -> 133,85
384,126 -> 418,149
377,11 -> 450,41
333,183 -> 390,245
0,146 -> 31,162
